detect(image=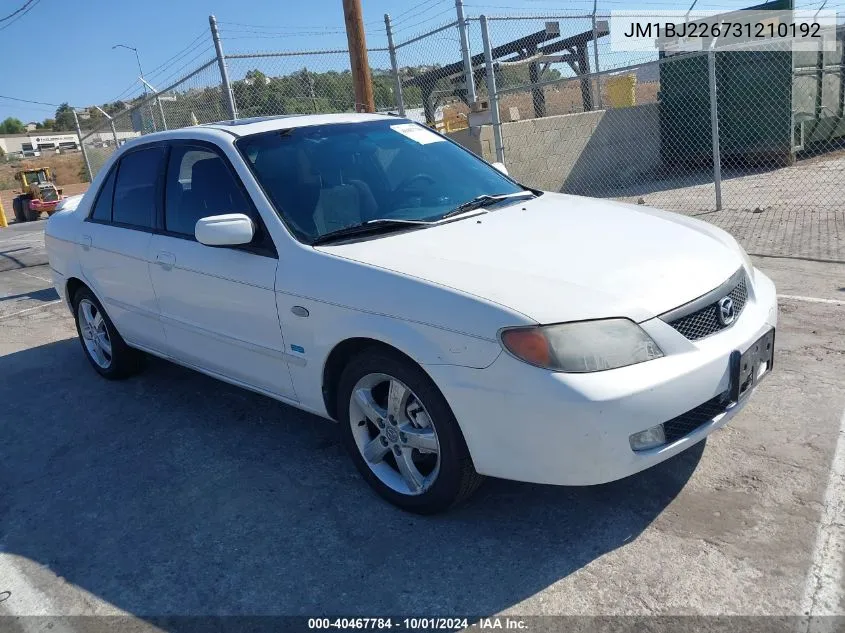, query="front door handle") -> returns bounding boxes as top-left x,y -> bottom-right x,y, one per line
155,251 -> 176,269
81,234 -> 92,250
